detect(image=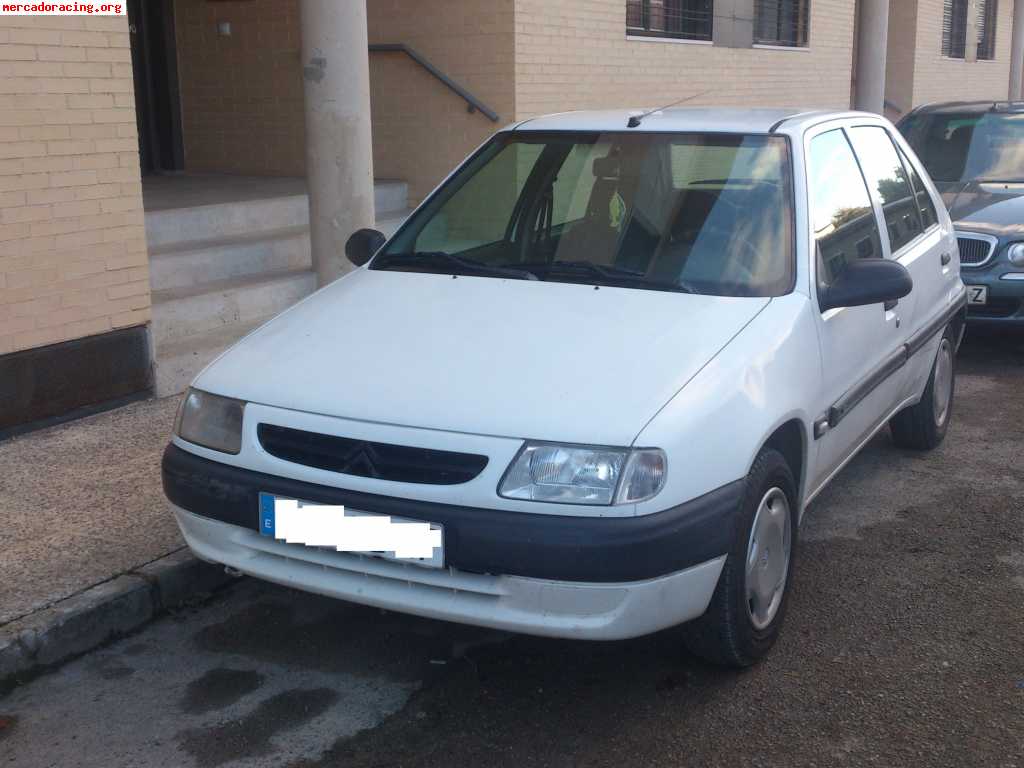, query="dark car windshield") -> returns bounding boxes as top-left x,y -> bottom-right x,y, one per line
373,131 -> 795,297
899,111 -> 1024,183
